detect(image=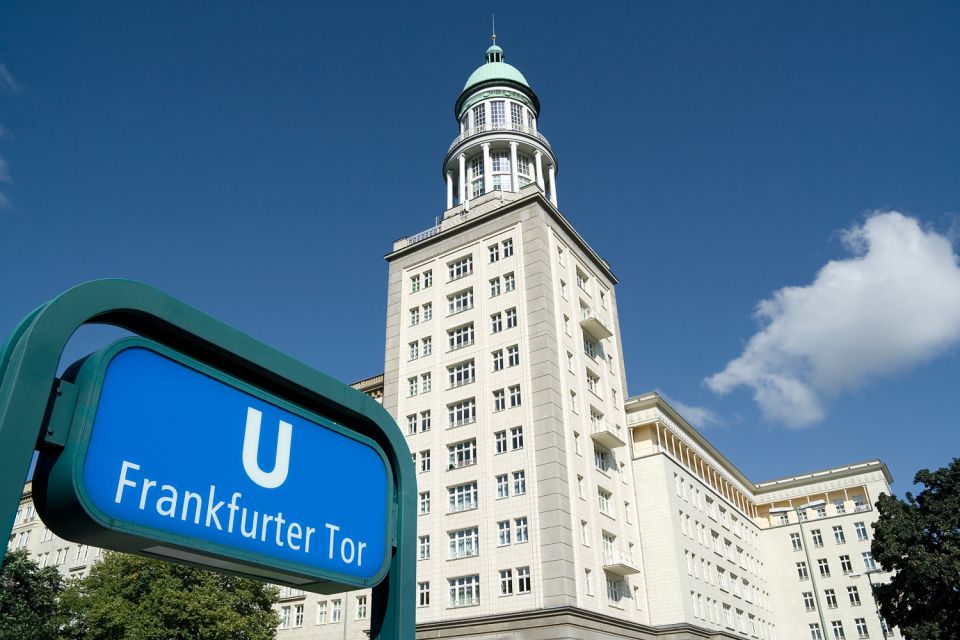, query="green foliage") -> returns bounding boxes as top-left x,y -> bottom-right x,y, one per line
59,552 -> 279,640
0,548 -> 66,640
872,458 -> 960,640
